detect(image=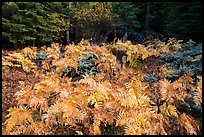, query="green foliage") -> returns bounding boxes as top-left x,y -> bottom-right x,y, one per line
45,2 -> 70,43
2,2 -> 32,47
161,39 -> 202,76
2,2 -> 203,49
69,2 -> 115,43
2,2 -> 70,48
35,52 -> 49,60
163,69 -> 181,80
144,73 -> 159,83
181,102 -> 202,114
76,53 -> 100,77
129,58 -> 141,68
144,2 -> 167,32
163,2 -> 202,40
112,2 -> 142,29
